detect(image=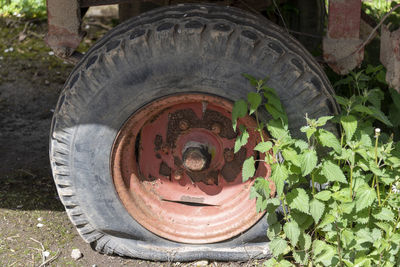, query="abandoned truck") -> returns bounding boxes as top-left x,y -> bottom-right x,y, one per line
45,0 -> 399,261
